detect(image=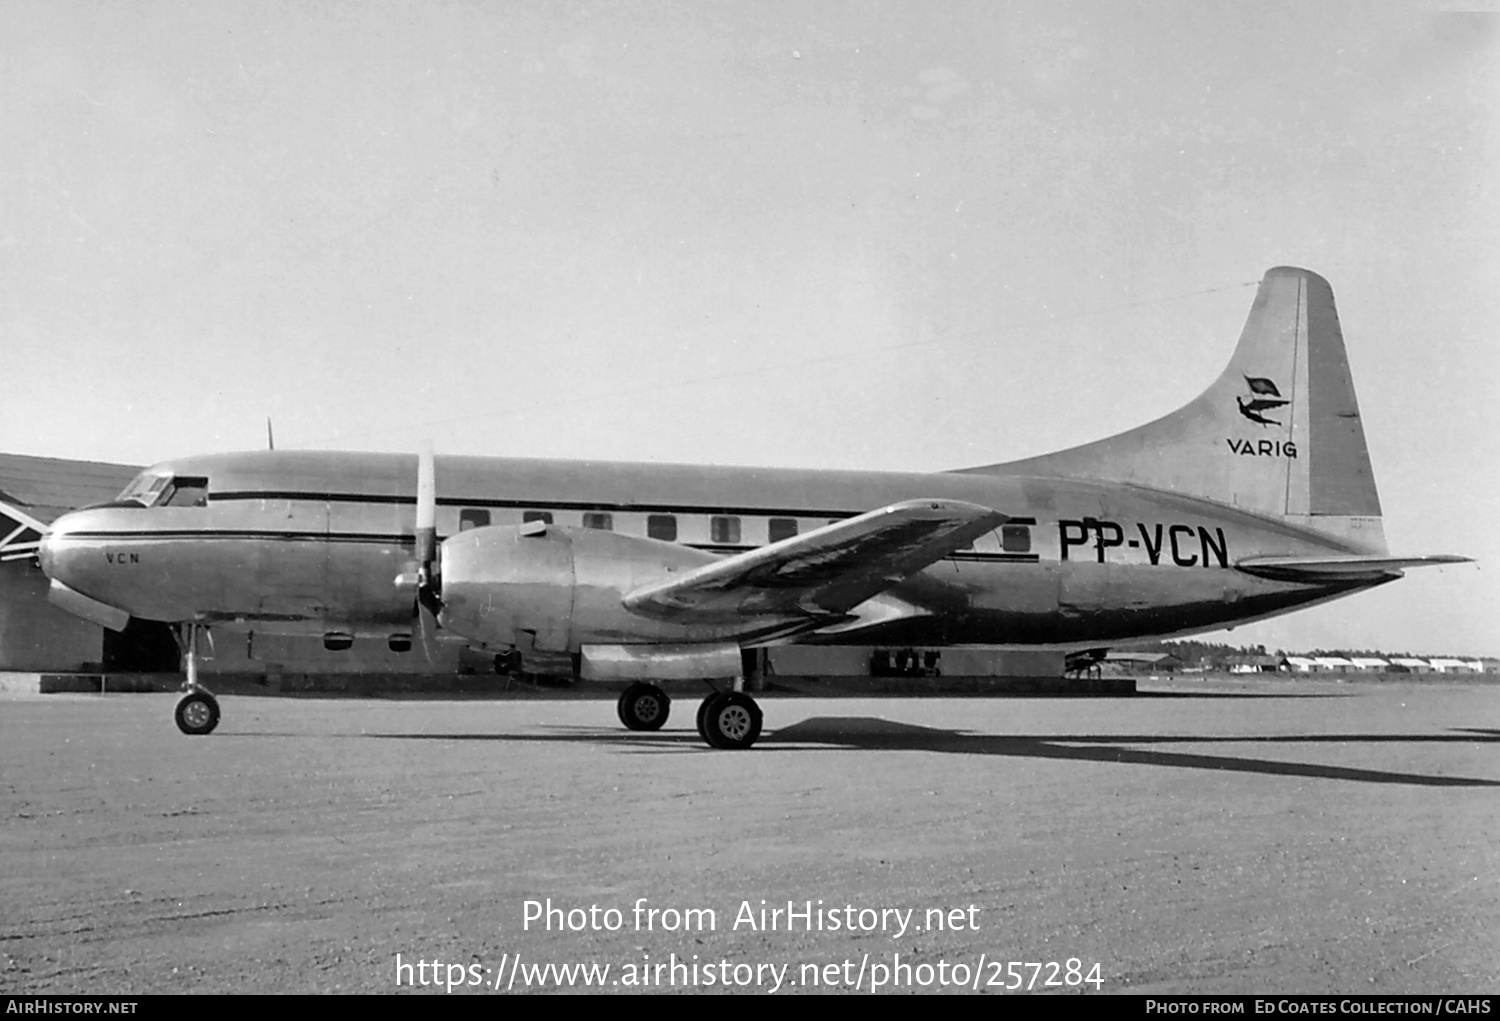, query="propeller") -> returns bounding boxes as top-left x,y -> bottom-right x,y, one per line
396,443 -> 443,624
